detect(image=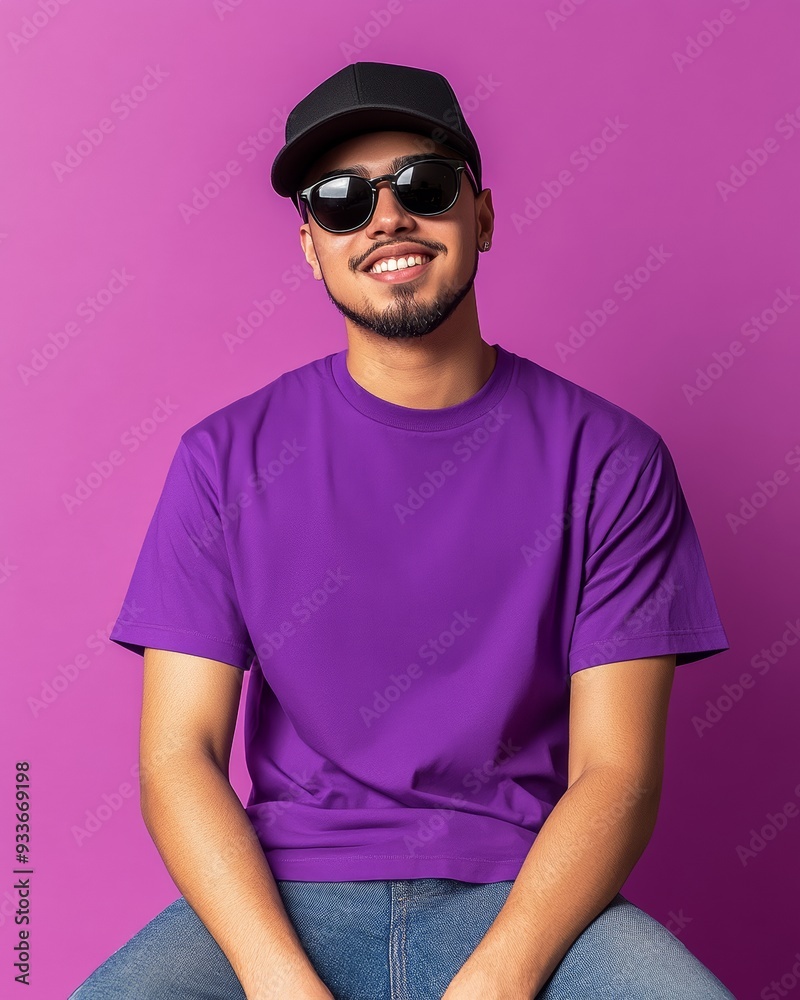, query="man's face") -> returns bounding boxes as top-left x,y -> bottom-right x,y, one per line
297,130 -> 493,341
